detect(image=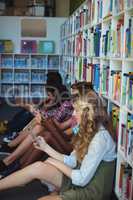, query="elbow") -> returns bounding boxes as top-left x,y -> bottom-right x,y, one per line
77,178 -> 87,187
